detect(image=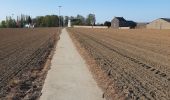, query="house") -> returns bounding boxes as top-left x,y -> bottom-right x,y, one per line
111,17 -> 136,29
147,18 -> 170,29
